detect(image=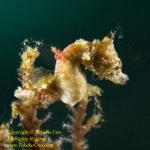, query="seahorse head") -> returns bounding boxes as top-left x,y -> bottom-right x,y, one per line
82,37 -> 129,85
